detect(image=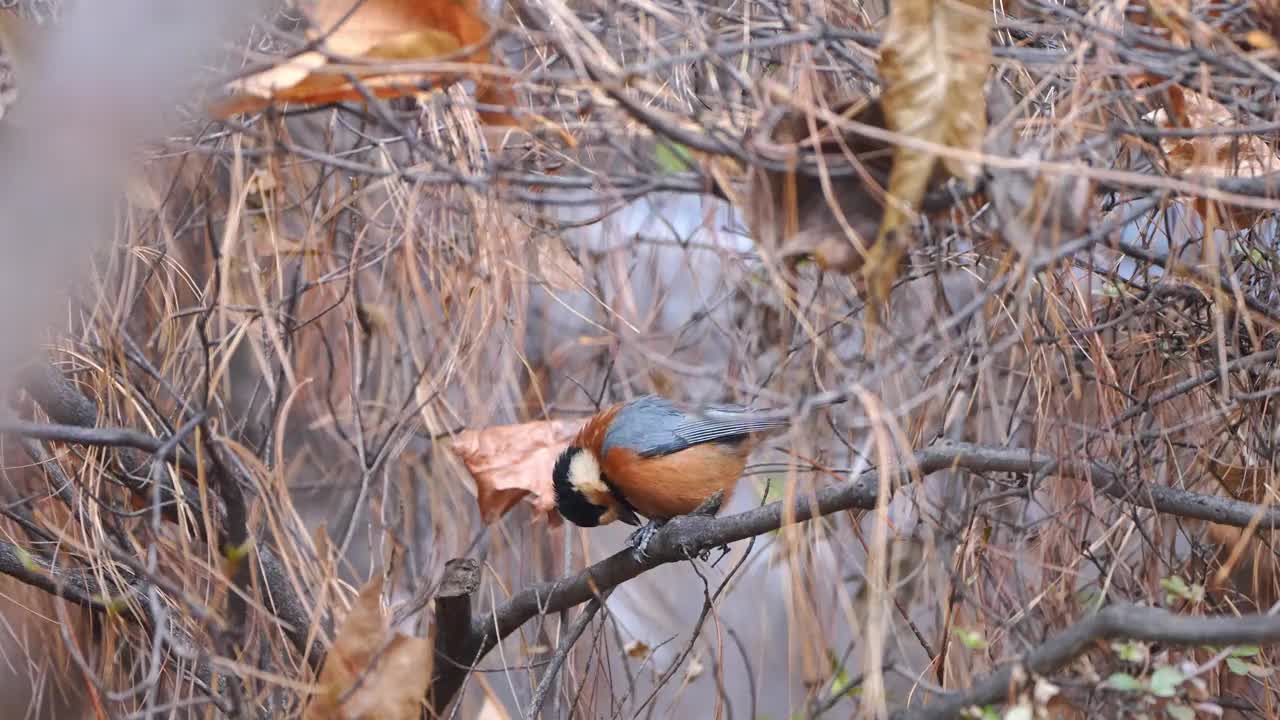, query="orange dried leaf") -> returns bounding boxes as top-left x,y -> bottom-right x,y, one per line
447,419 -> 584,524
304,575 -> 433,720
211,0 -> 516,124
